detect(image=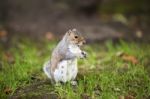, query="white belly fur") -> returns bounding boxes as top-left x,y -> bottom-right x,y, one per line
43,59 -> 78,83
43,44 -> 81,83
